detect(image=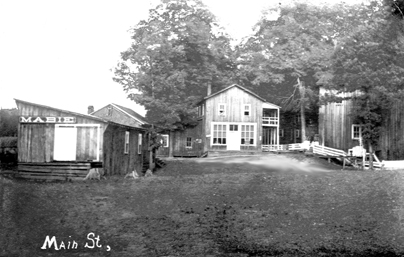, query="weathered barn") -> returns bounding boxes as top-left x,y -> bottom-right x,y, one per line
15,99 -> 147,180
157,84 -> 281,157
319,88 -> 404,160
